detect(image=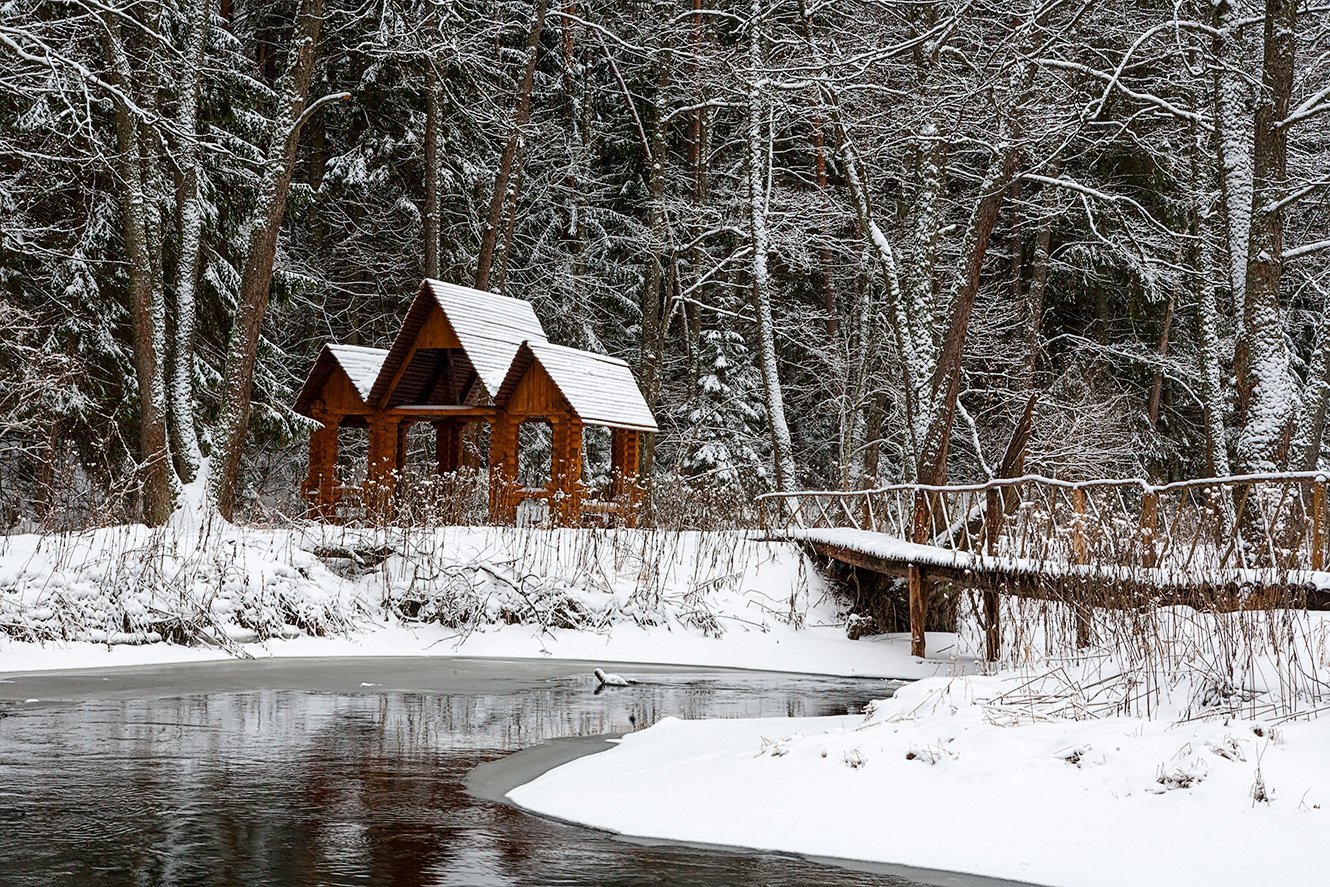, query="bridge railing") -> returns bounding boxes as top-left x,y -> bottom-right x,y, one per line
758,472 -> 1330,577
